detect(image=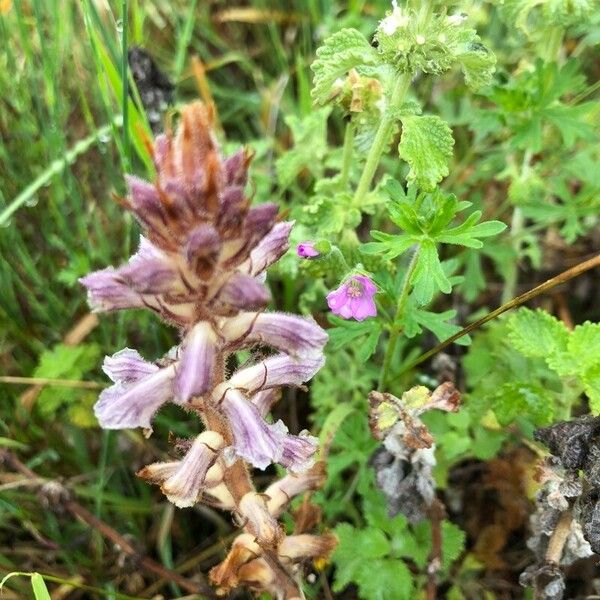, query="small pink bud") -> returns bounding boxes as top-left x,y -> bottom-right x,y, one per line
296,241 -> 319,258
